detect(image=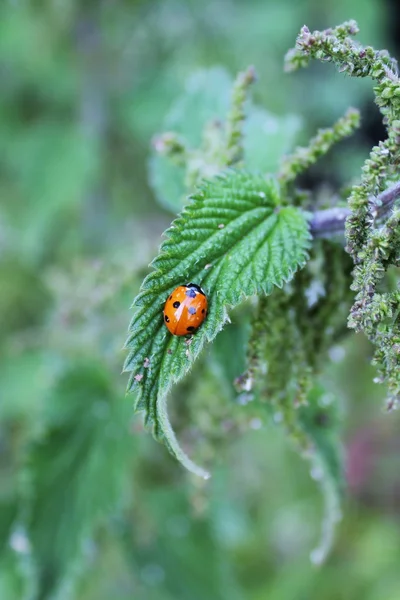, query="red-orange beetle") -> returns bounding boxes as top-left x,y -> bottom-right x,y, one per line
163,283 -> 208,336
